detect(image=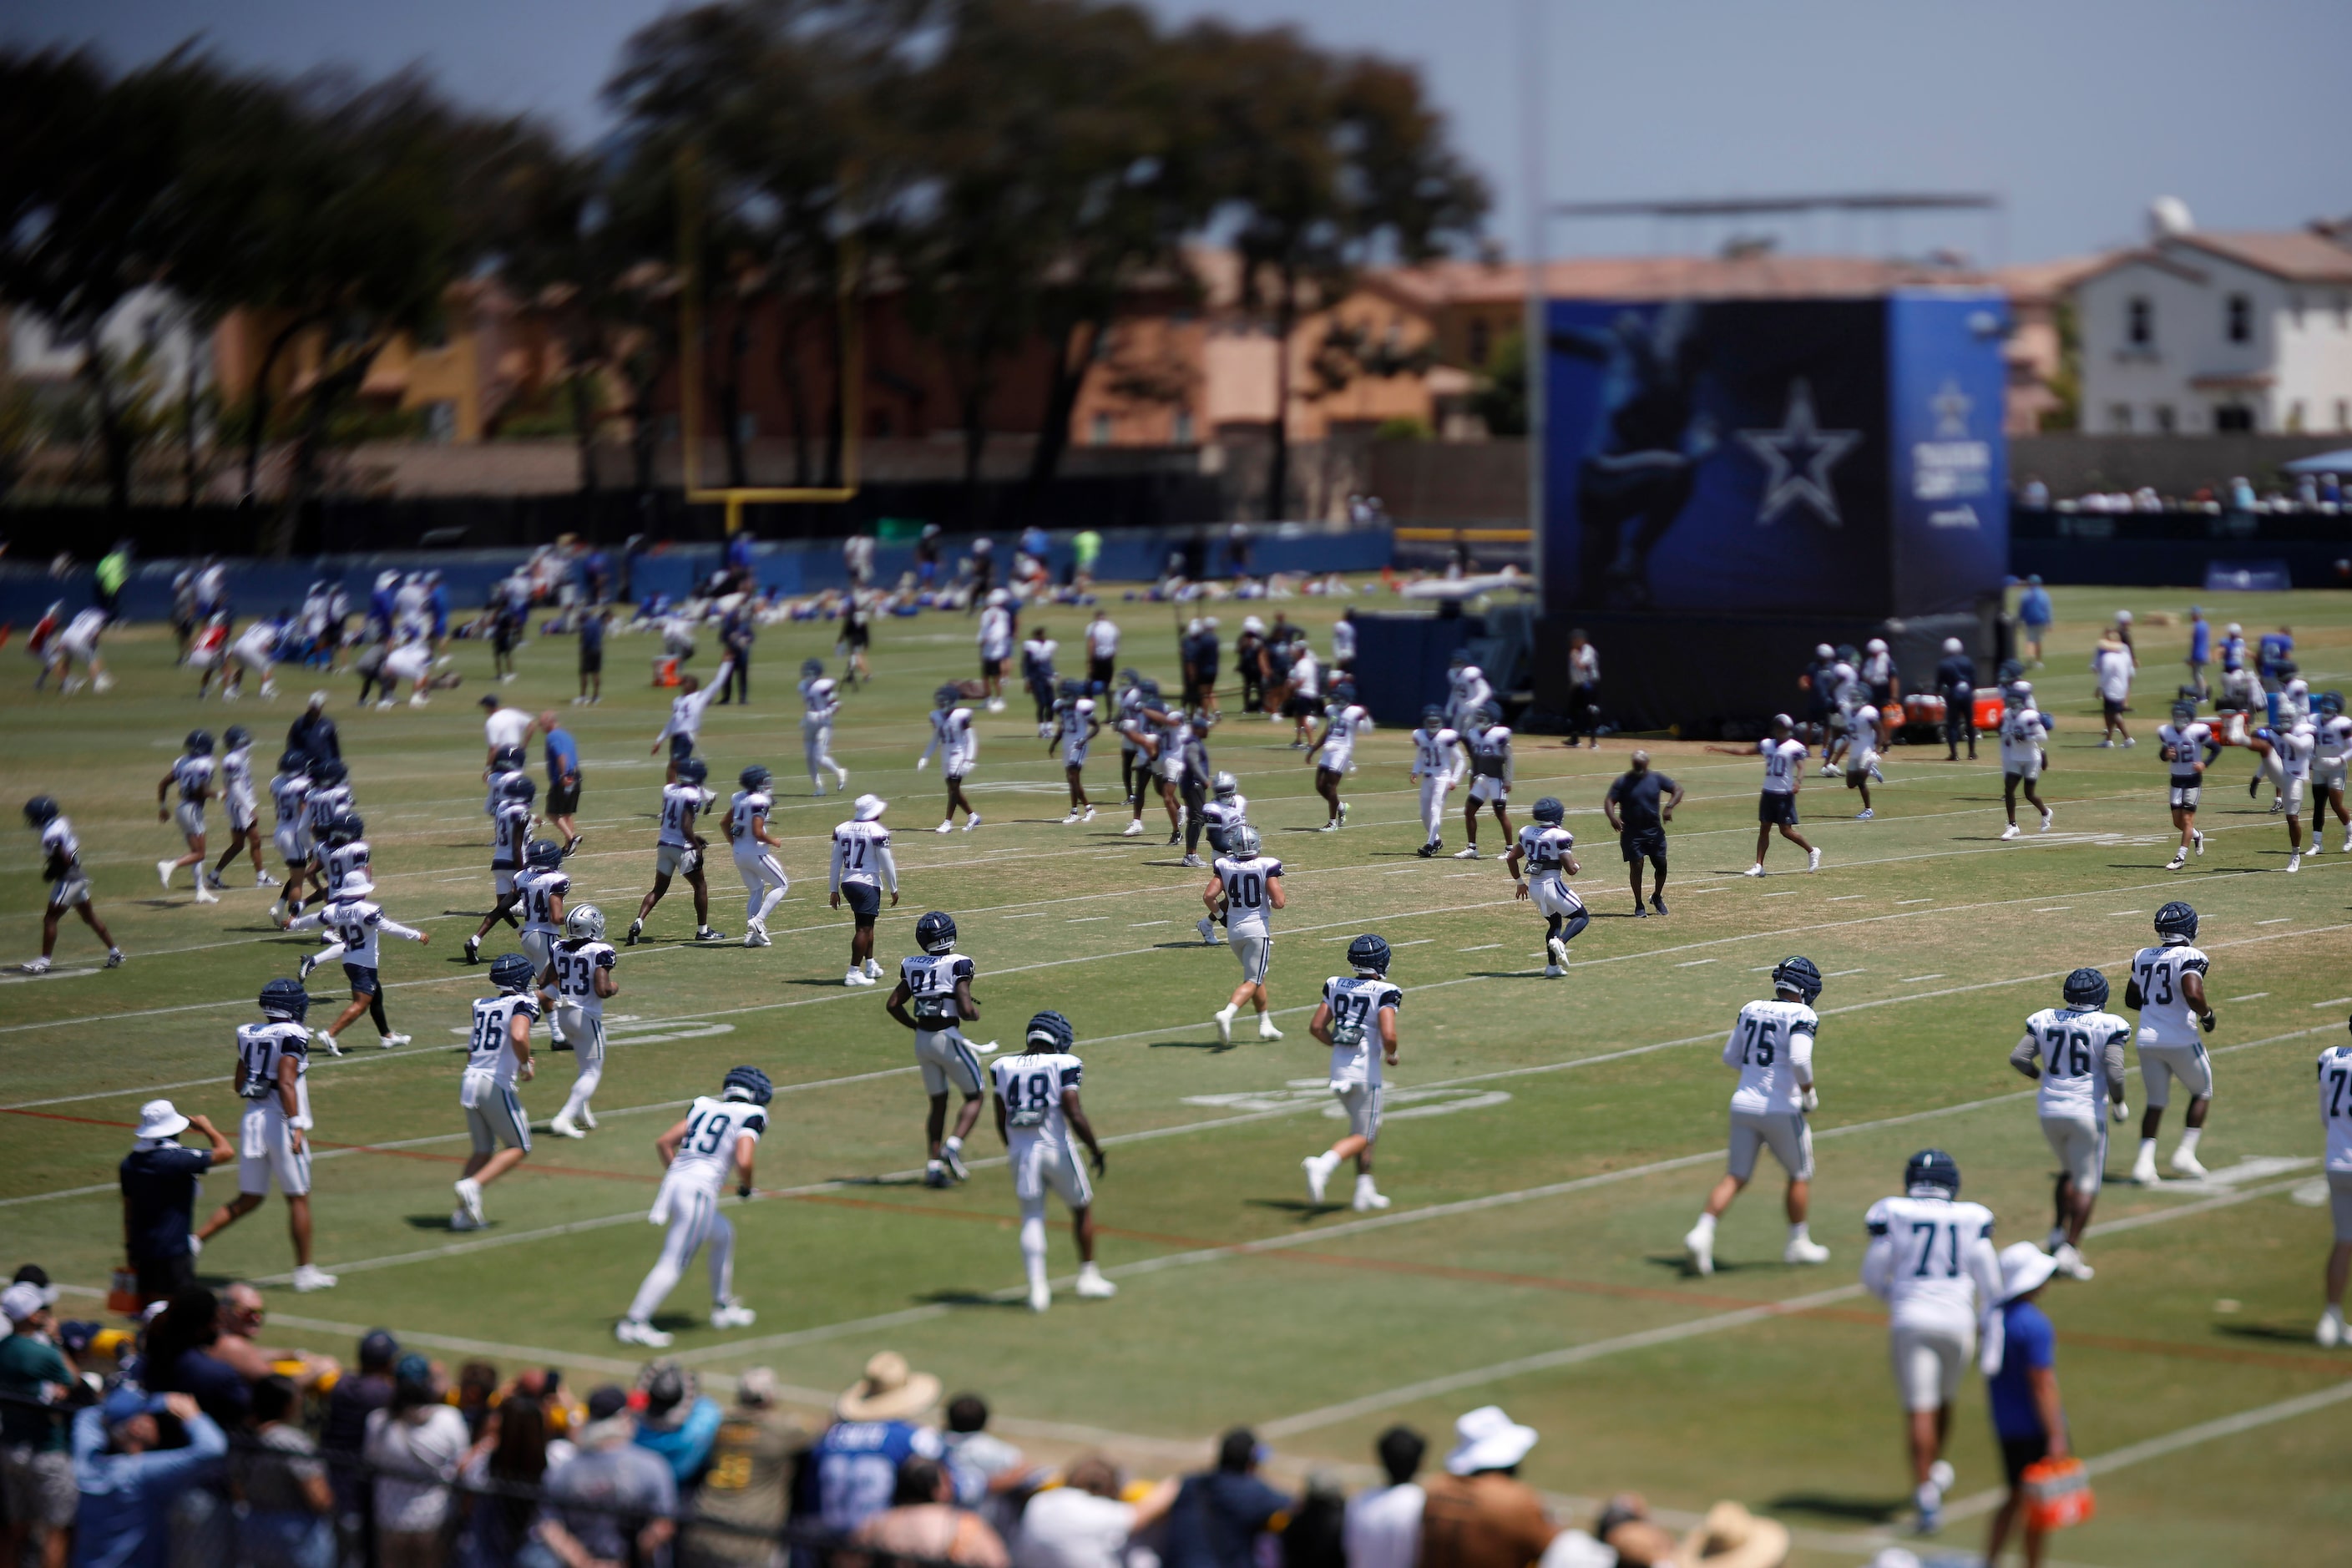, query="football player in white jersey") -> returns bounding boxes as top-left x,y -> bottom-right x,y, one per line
2155,698 -> 2212,867
625,757 -> 726,947
615,1065 -> 769,1347
1208,825 -> 1286,1044
1684,957 -> 1829,1277
207,726 -> 275,891
512,840 -> 571,981
2126,900 -> 2218,1183
1994,680 -> 2055,841
918,685 -> 982,832
1860,1149 -> 2004,1536
1194,773 -> 1249,944
542,903 -> 619,1141
1506,797 -> 1586,977
2313,1019 -> 2352,1347
452,953 -> 540,1232
1455,704 -> 1515,860
267,749 -> 316,916
1409,706 -> 1468,857
1707,715 -> 1820,876
1843,701 -> 1884,820
155,730 -> 221,902
462,776 -> 539,963
886,911 -> 994,1188
1444,655 -> 1493,736
2310,690 -> 2352,854
726,766 -> 791,945
1308,682 -> 1371,832
220,616 -> 281,701
831,794 -> 899,984
799,659 -> 850,796
193,978 -> 336,1292
289,758 -> 352,923
651,673 -> 722,783
2011,969 -> 2131,1280
977,590 -> 1014,711
1049,679 -> 1101,823
290,872 -> 429,1053
2277,718 -> 2317,872
991,1010 -> 1115,1312
1302,934 -> 1402,1212
20,796 -> 123,973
